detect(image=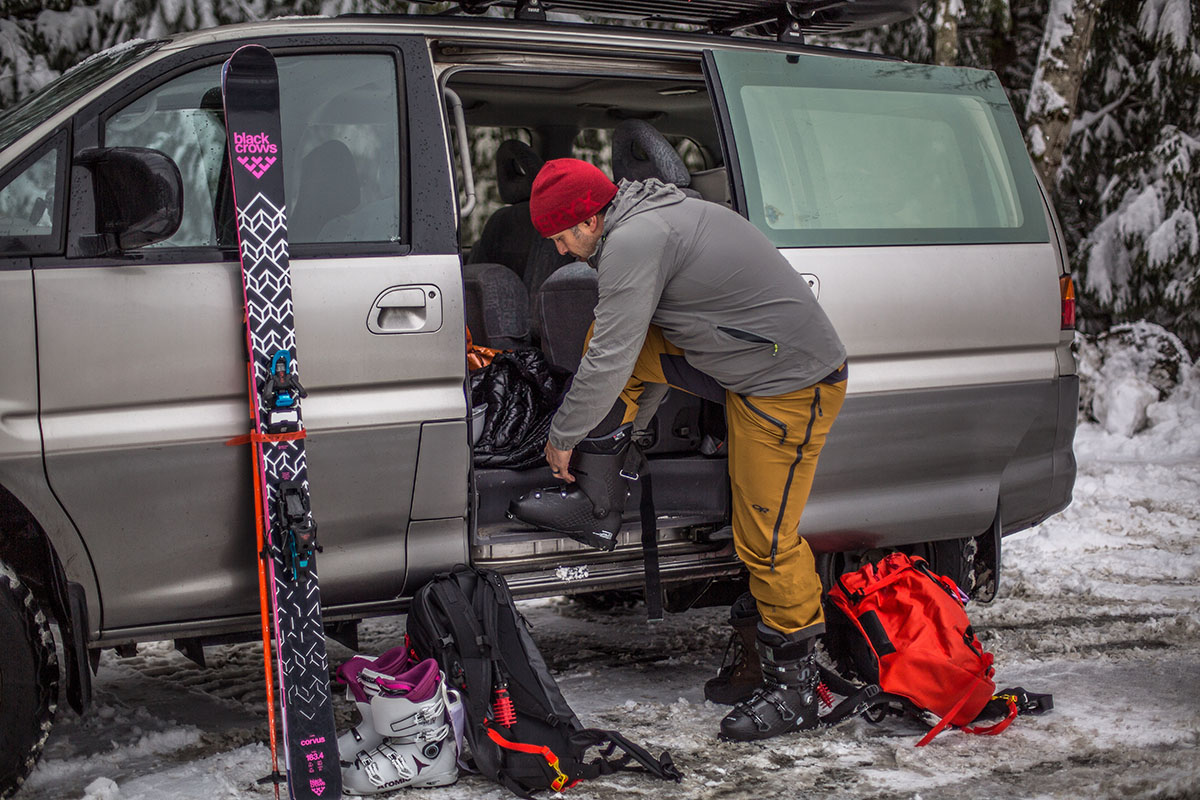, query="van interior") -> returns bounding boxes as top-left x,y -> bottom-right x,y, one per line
442,62 -> 741,569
